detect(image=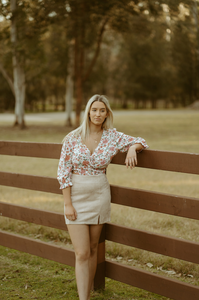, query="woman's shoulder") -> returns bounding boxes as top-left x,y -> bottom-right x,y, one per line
105,127 -> 117,135
63,130 -> 80,144
105,128 -> 122,137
